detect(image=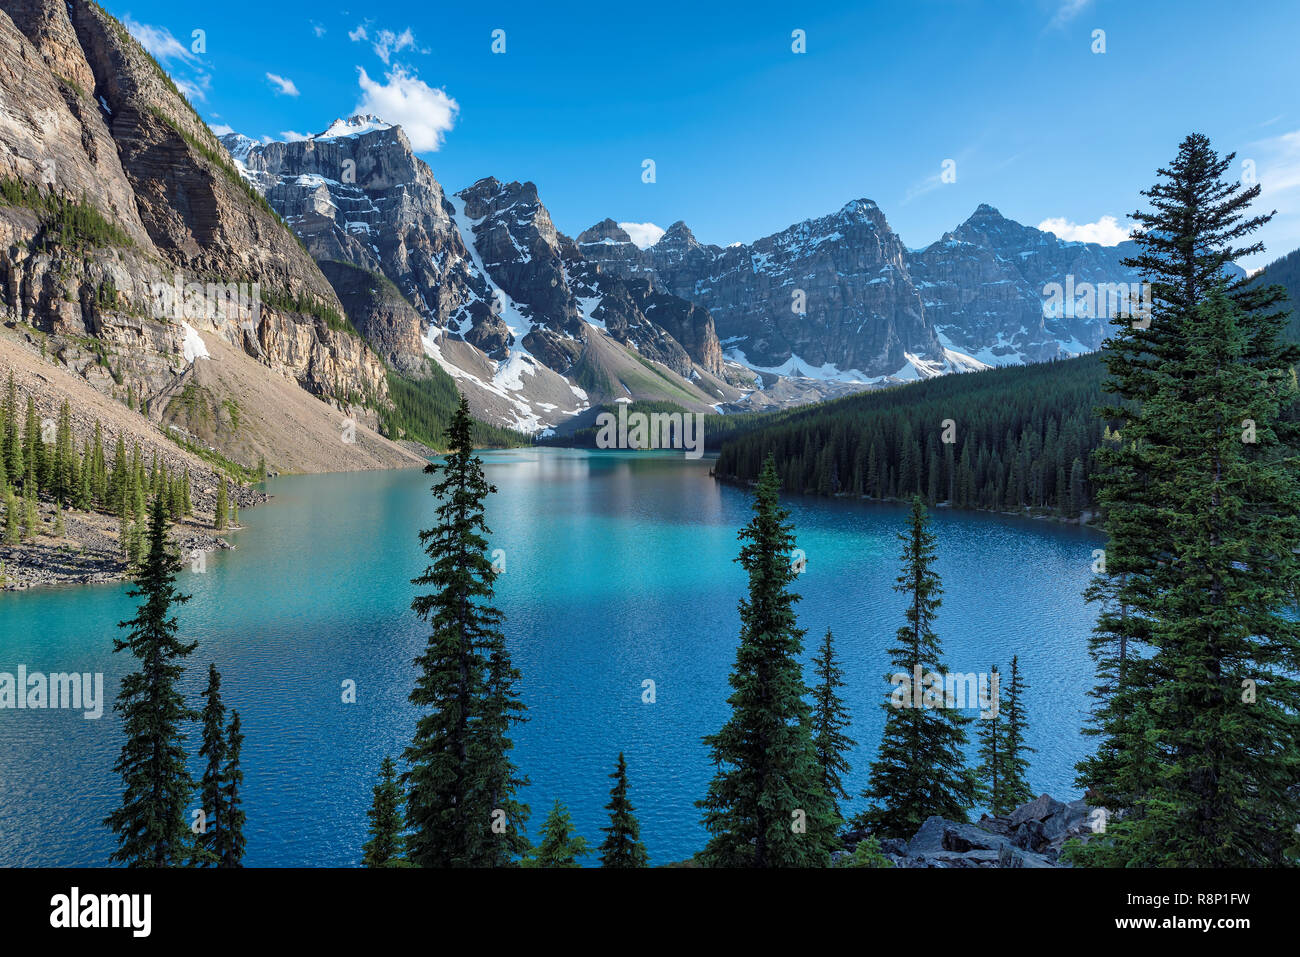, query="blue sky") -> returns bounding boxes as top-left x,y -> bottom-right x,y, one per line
108,0 -> 1300,268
